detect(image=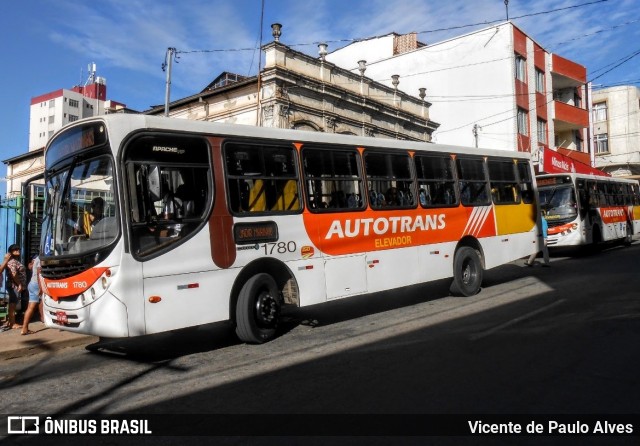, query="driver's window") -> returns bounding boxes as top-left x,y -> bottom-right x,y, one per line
124,134 -> 211,259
